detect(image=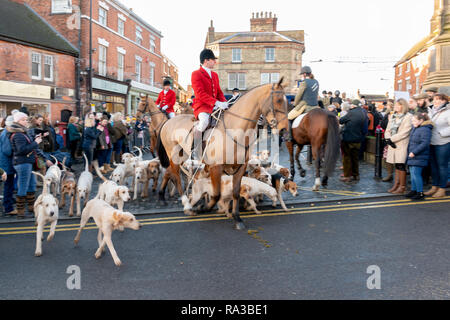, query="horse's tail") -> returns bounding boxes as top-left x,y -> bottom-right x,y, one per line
156,133 -> 170,169
323,113 -> 341,177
